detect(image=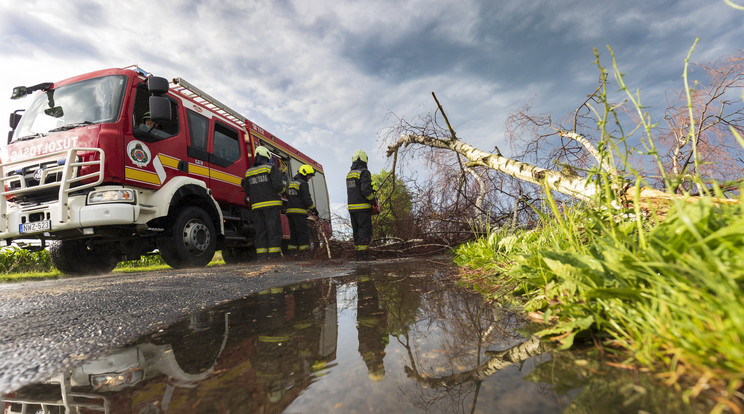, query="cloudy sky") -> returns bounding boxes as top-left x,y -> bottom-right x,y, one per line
2,0 -> 743,212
